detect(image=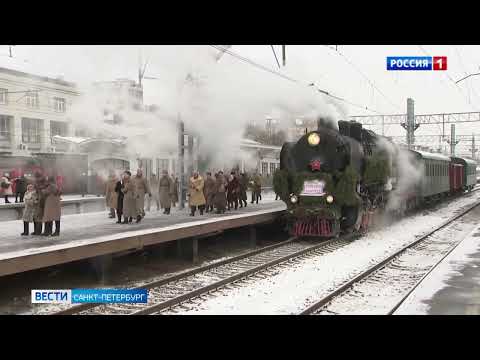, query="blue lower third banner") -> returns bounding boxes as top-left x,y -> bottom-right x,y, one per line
31,289 -> 148,304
